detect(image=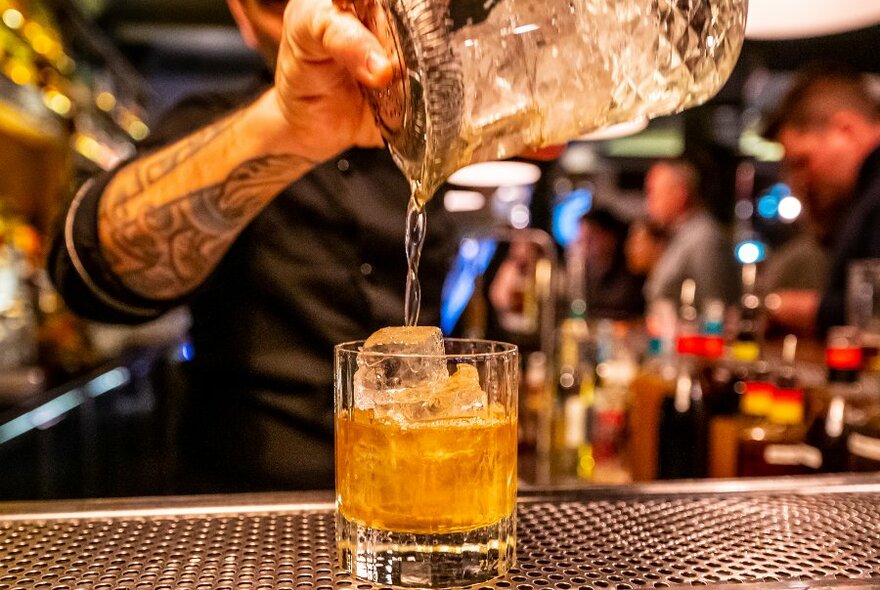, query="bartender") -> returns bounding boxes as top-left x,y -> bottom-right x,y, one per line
48,0 -> 456,492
